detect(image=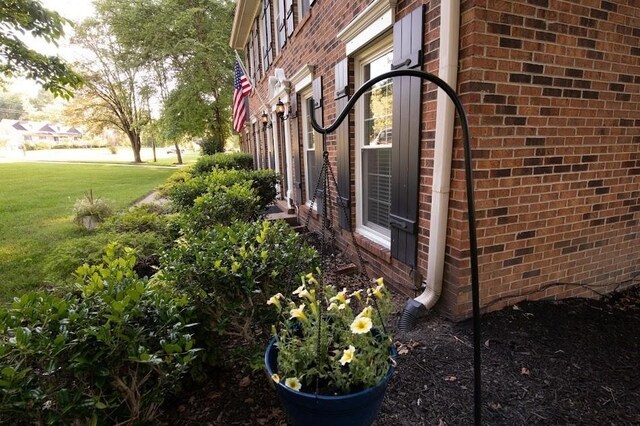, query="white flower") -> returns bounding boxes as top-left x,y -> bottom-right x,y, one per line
285,377 -> 302,391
